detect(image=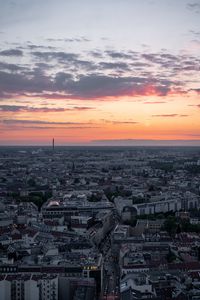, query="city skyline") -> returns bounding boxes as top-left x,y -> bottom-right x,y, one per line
0,0 -> 200,145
